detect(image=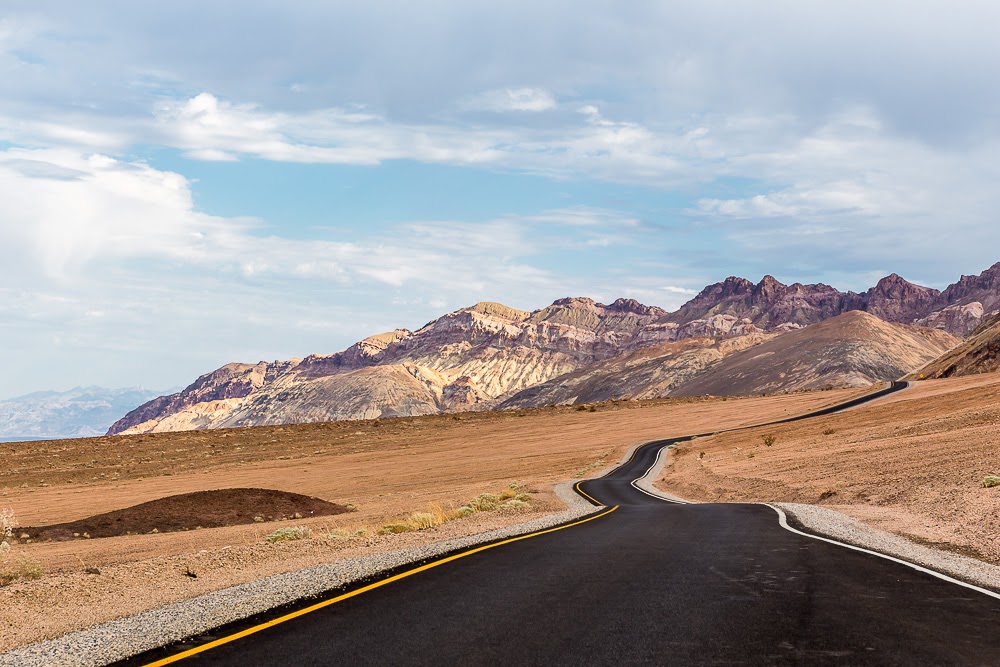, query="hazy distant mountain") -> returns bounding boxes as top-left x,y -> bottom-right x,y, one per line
108,263 -> 1000,435
0,387 -> 166,440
